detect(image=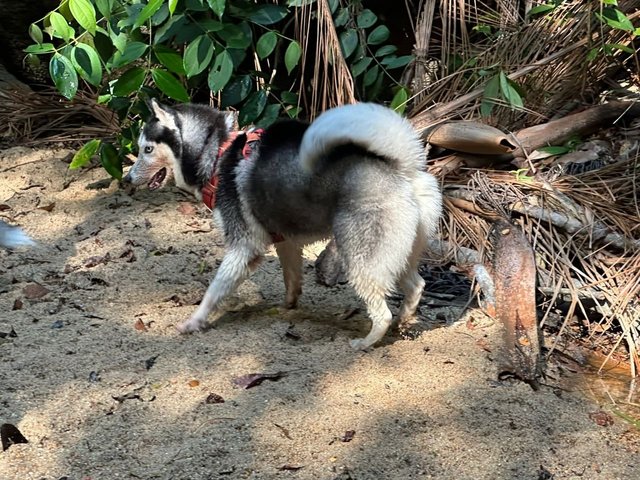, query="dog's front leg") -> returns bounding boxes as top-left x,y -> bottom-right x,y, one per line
177,247 -> 263,333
